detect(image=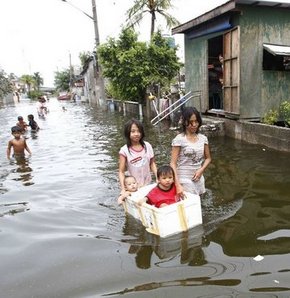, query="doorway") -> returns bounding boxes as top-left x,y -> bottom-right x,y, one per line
208,35 -> 223,111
